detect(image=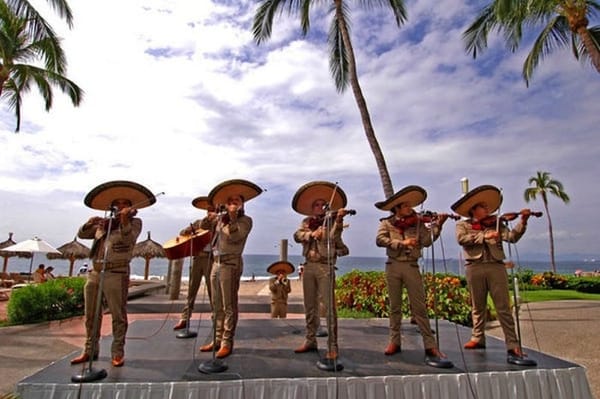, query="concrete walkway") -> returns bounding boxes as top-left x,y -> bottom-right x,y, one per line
1,281 -> 598,398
